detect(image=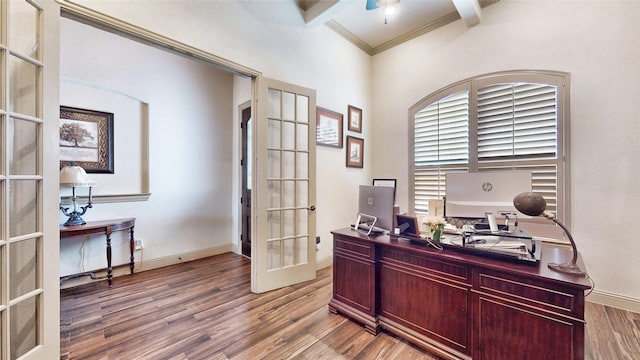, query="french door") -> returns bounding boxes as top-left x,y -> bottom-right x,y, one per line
1,0 -> 60,358
252,78 -> 316,293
